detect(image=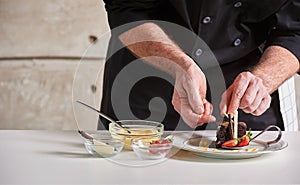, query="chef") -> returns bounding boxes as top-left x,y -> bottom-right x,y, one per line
99,0 -> 300,131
